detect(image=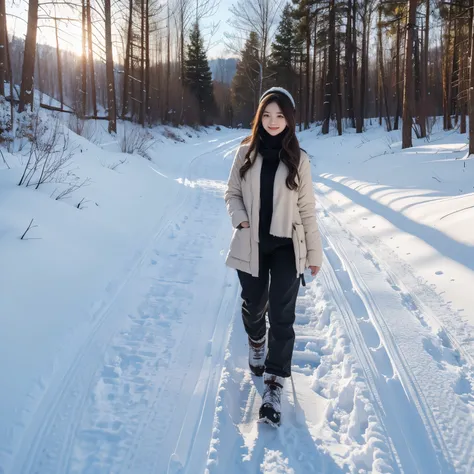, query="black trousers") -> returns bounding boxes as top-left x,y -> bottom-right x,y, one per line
237,244 -> 300,378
